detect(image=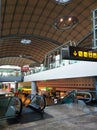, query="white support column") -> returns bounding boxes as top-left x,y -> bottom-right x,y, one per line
14,81 -> 18,93
31,81 -> 37,94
